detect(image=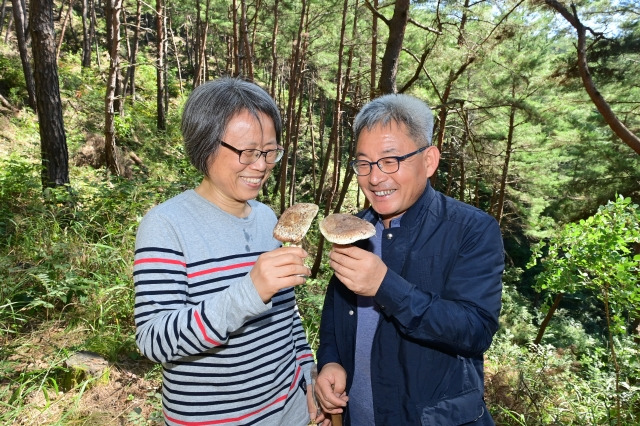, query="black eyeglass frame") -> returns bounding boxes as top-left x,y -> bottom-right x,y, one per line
219,140 -> 285,165
349,145 -> 428,176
